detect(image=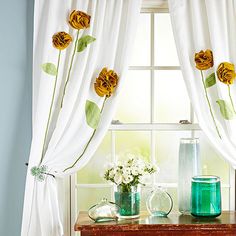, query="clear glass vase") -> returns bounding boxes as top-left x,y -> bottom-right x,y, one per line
114,185 -> 140,219
88,198 -> 120,222
146,187 -> 173,217
178,138 -> 200,214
